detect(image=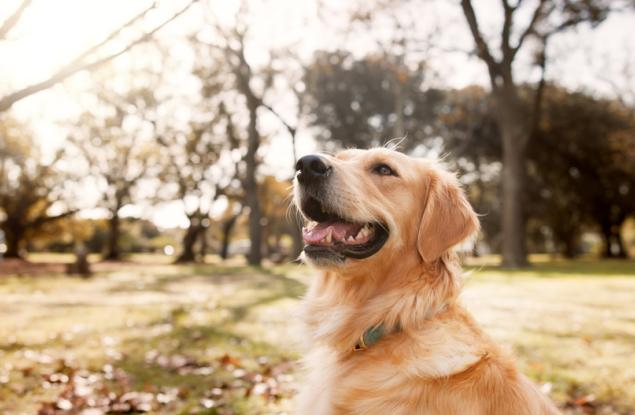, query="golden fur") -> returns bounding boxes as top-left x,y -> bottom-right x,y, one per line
293,148 -> 560,415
